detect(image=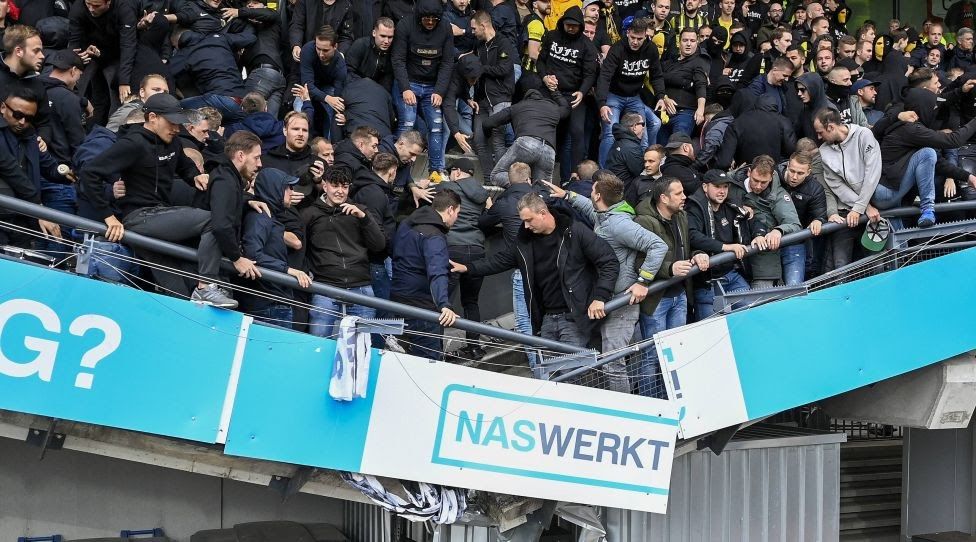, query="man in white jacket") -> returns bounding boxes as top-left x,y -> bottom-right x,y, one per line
813,108 -> 882,270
